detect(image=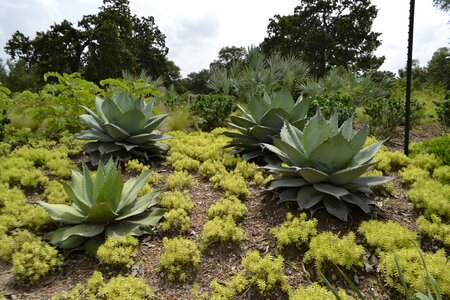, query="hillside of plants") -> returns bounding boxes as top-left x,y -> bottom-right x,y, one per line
0,0 -> 449,299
